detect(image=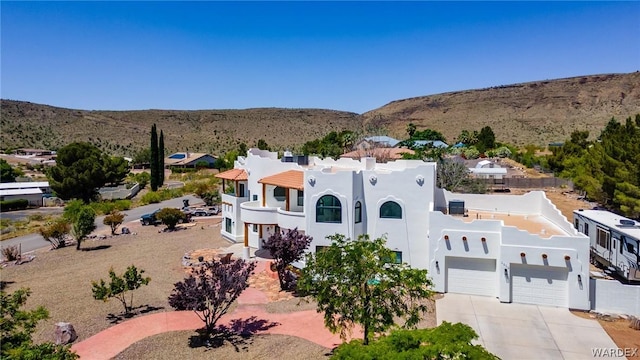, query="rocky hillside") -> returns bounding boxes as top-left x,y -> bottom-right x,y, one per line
363,72 -> 640,146
0,101 -> 361,156
2,72 -> 639,155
